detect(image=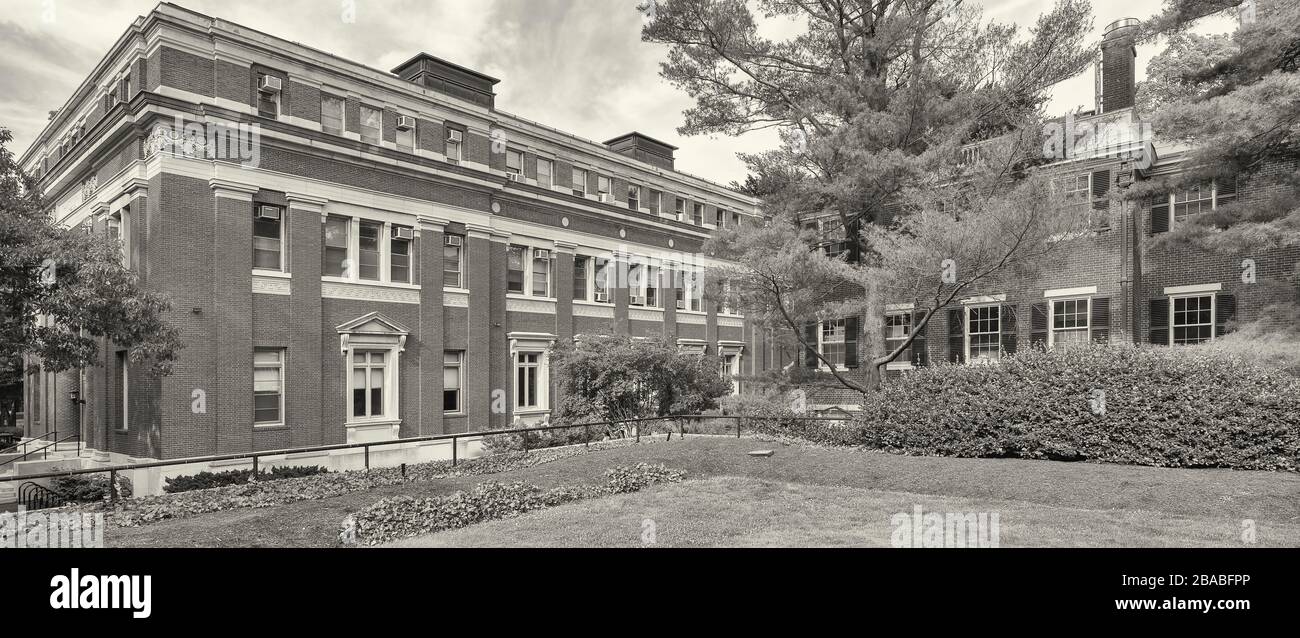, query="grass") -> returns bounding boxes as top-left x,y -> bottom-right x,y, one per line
104,436 -> 1300,548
